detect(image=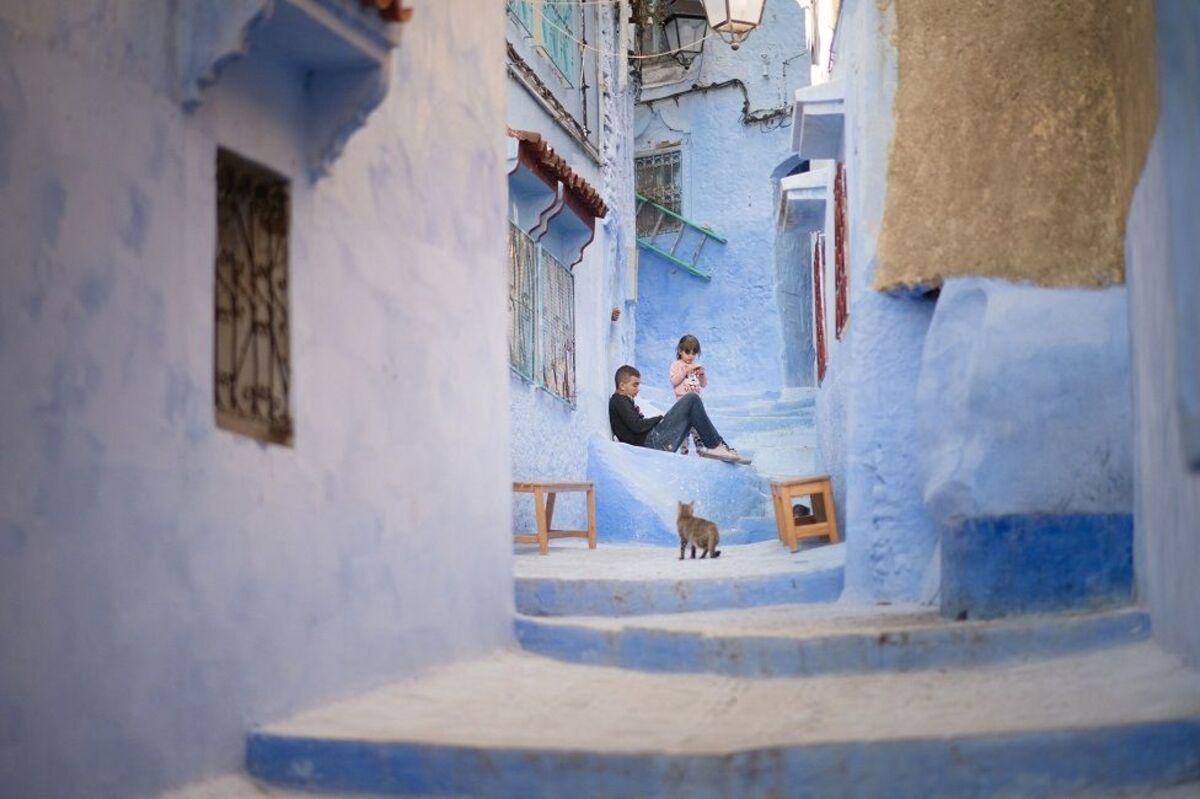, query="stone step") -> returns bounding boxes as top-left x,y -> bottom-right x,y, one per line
723,515 -> 779,544
634,387 -> 780,412
245,644 -> 1200,798
740,448 -> 819,480
586,436 -> 769,546
714,418 -> 815,438
515,540 -> 844,616
162,774 -> 1200,798
515,604 -> 1151,677
747,397 -> 816,415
